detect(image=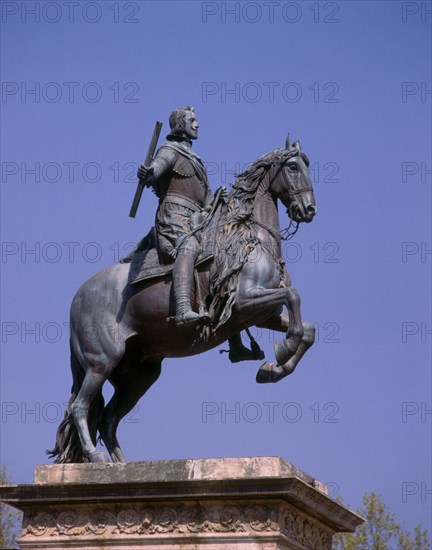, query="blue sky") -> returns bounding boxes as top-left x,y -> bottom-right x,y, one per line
1,0 -> 431,537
